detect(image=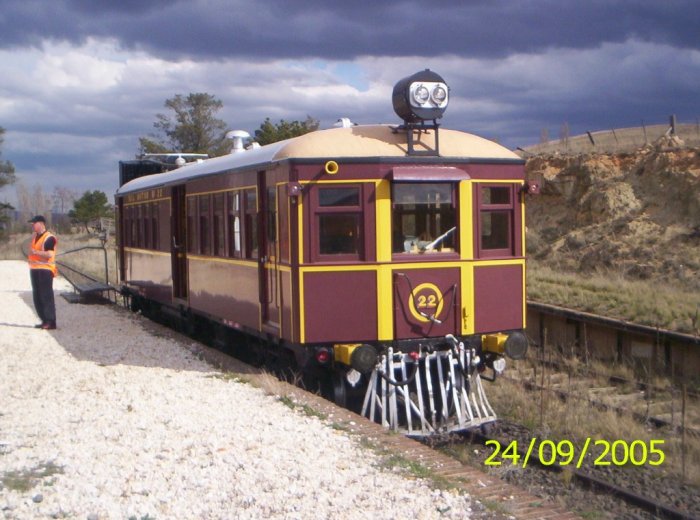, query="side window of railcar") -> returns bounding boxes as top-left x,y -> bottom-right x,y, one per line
199,195 -> 211,256
227,192 -> 242,258
477,184 -> 515,257
245,189 -> 258,259
392,183 -> 457,254
213,193 -> 225,257
266,186 -> 277,246
314,186 -> 363,259
130,206 -> 138,248
139,205 -> 145,248
187,197 -> 197,254
151,202 -> 159,251
143,203 -> 151,249
124,206 -> 131,247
